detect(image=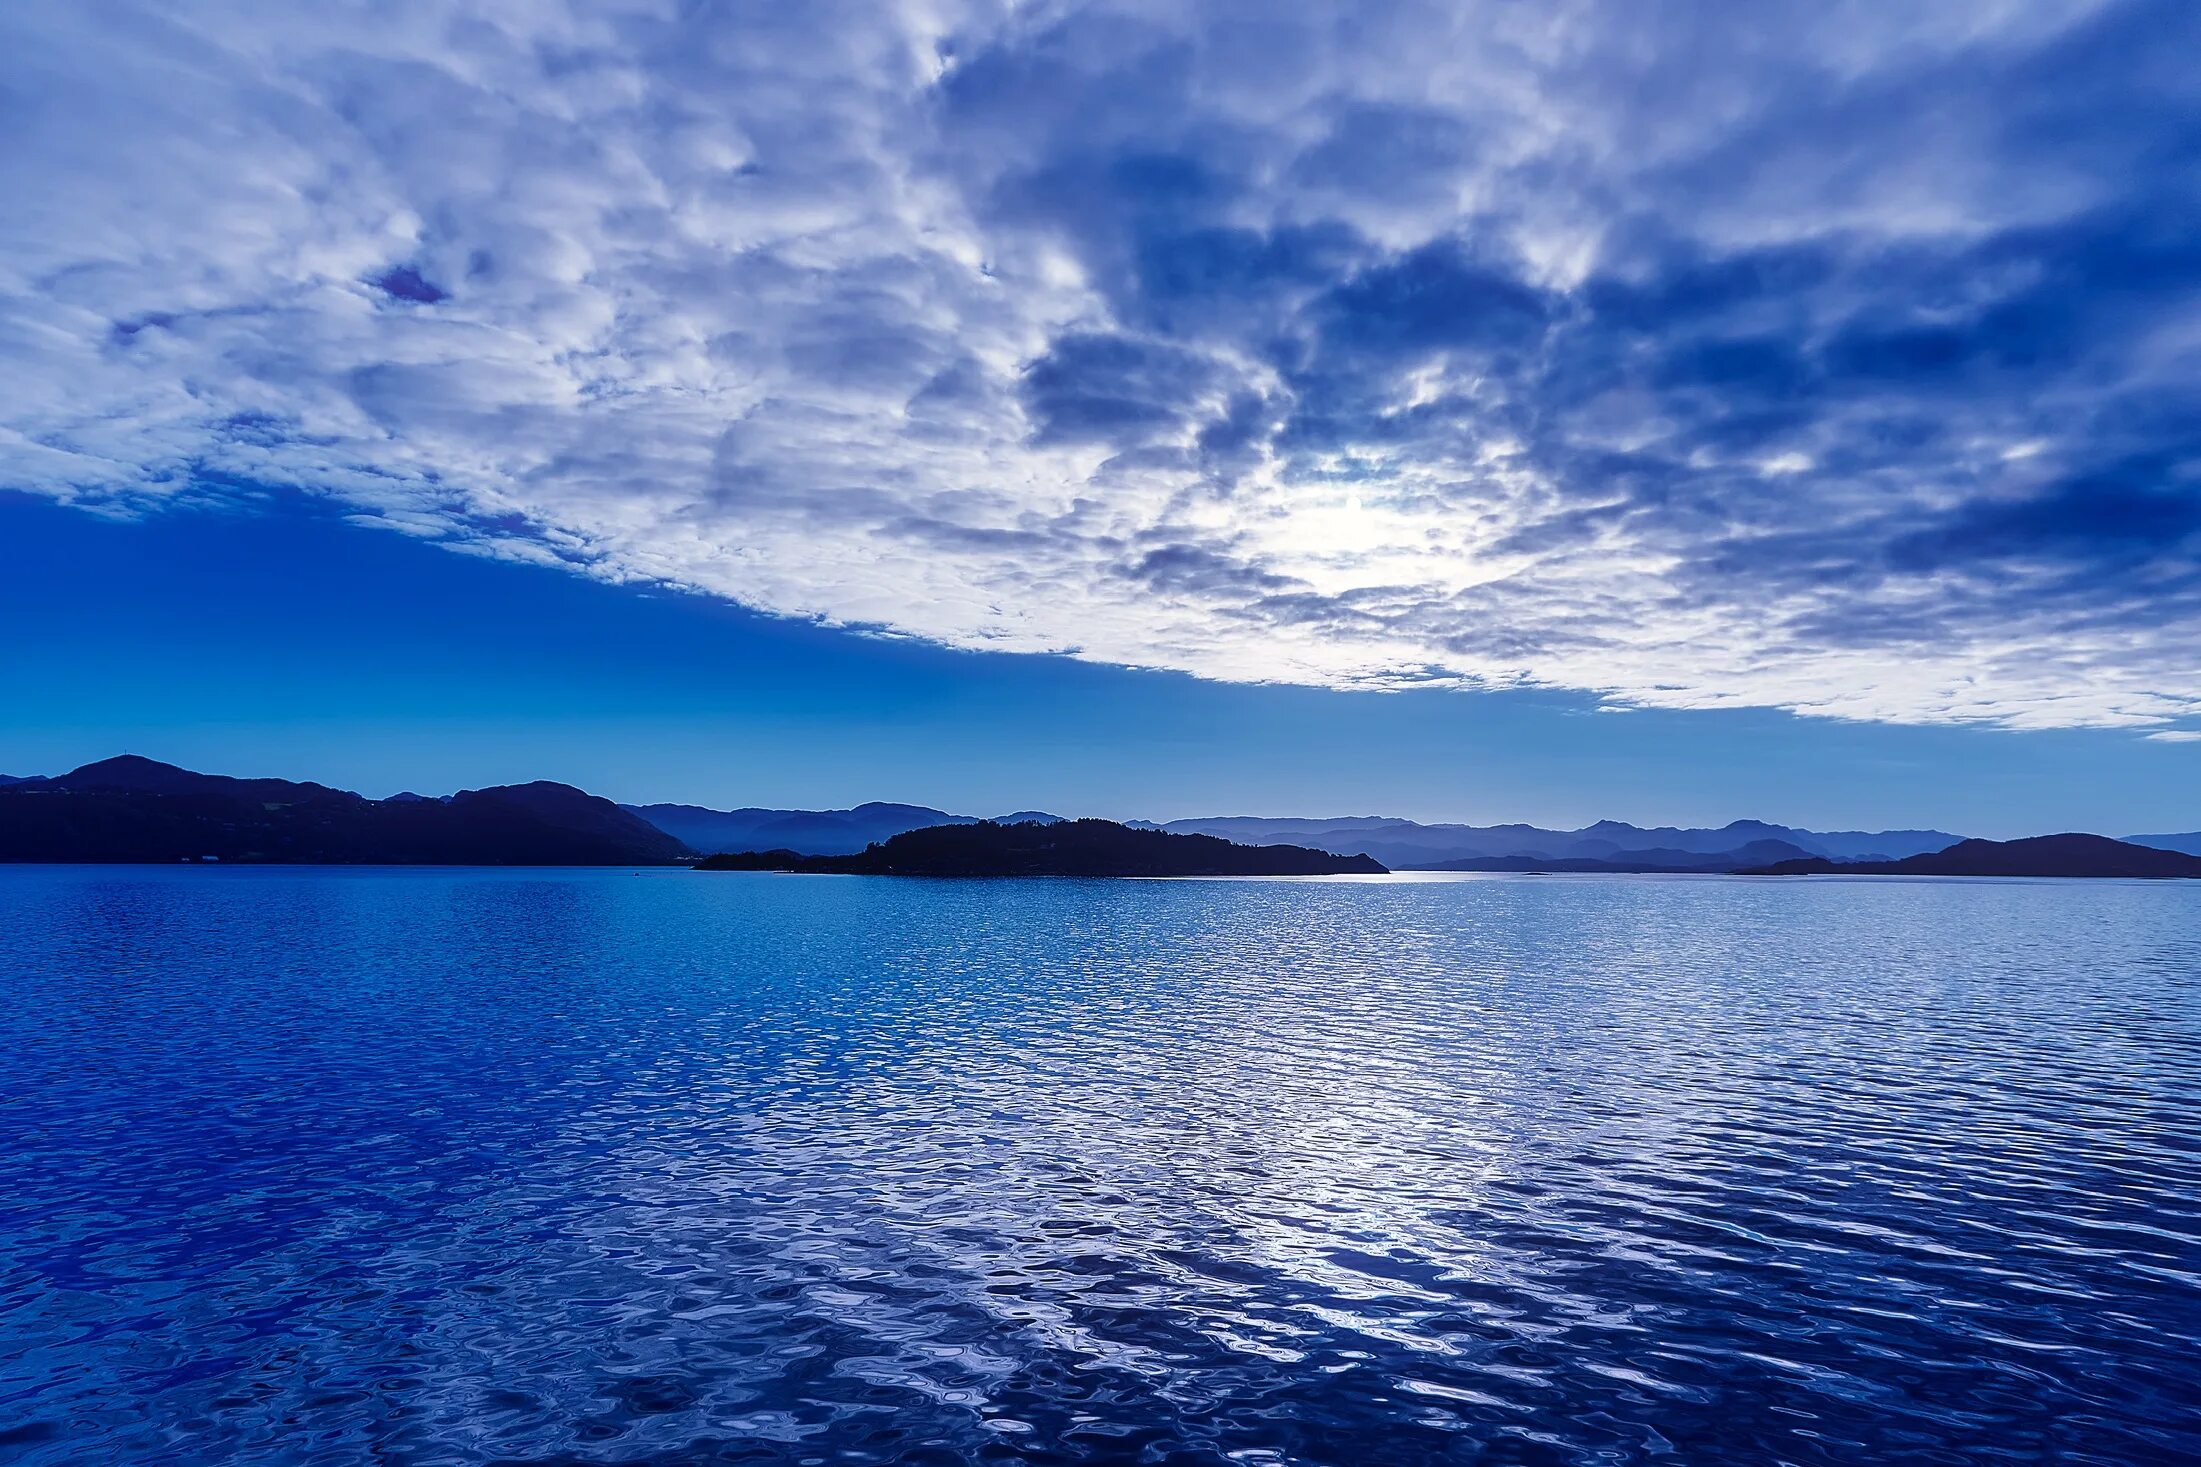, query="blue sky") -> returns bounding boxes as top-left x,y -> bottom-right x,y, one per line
2,1 -> 2198,833
4,493 -> 2191,836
